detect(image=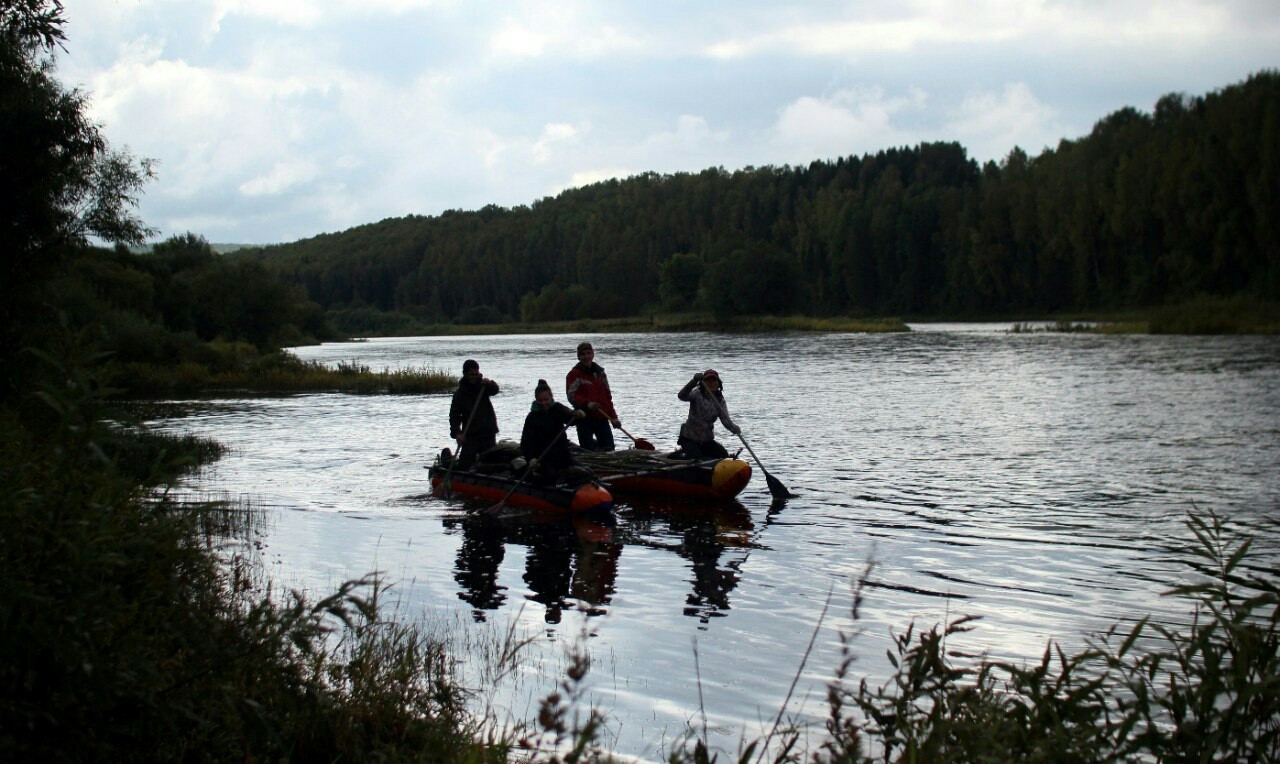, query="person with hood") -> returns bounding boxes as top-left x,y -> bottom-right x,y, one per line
565,341 -> 621,451
676,369 -> 741,459
449,359 -> 500,469
521,379 -> 586,484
